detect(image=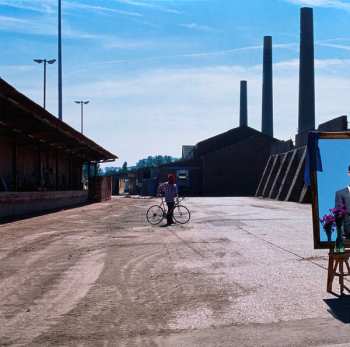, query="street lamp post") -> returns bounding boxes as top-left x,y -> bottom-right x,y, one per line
34,59 -> 56,109
74,100 -> 90,134
58,0 -> 63,120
